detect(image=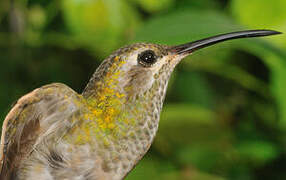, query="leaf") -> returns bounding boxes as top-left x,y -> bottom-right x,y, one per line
177,145 -> 223,171
160,103 -> 216,125
170,71 -> 215,108
133,10 -> 242,45
154,104 -> 233,157
129,0 -> 175,13
230,0 -> 286,131
267,53 -> 286,129
231,0 -> 286,49
126,154 -> 225,180
174,0 -> 220,10
62,0 -> 140,56
235,141 -> 279,167
126,155 -> 178,180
